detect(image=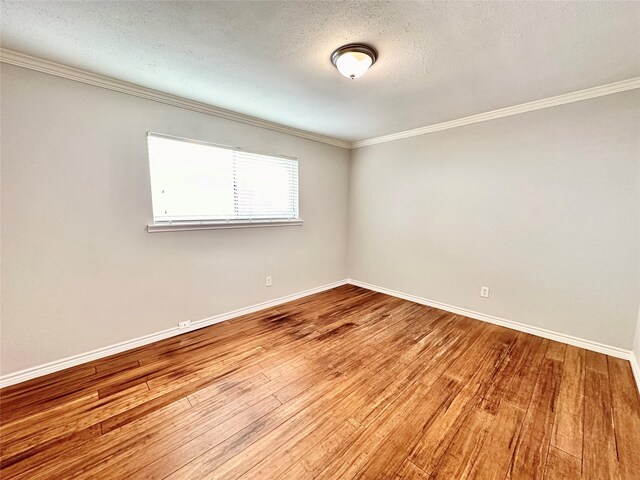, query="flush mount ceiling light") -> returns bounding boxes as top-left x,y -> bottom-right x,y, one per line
331,43 -> 378,80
